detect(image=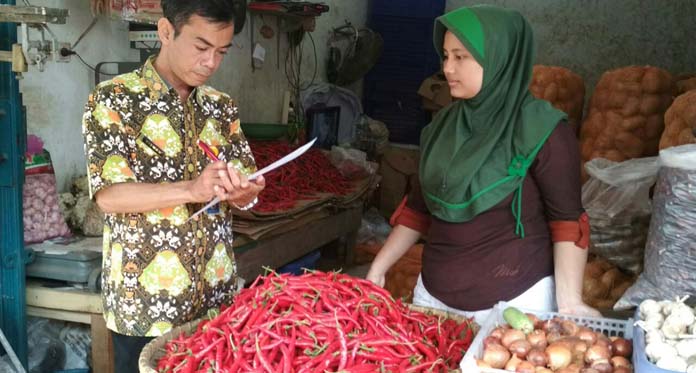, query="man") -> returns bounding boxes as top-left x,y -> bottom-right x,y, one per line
81,1 -> 265,371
